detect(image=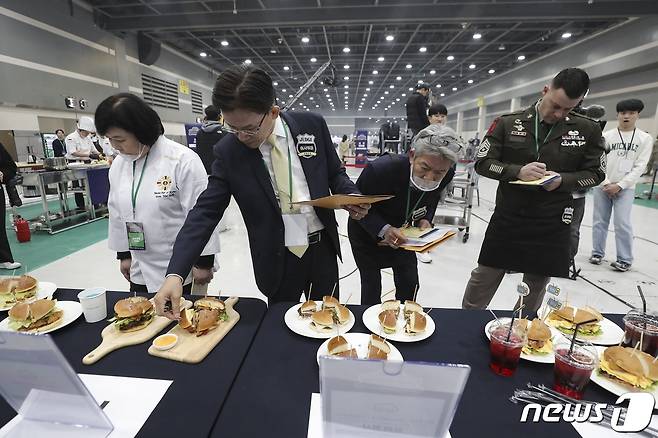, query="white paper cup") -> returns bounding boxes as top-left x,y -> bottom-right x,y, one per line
77,288 -> 107,323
